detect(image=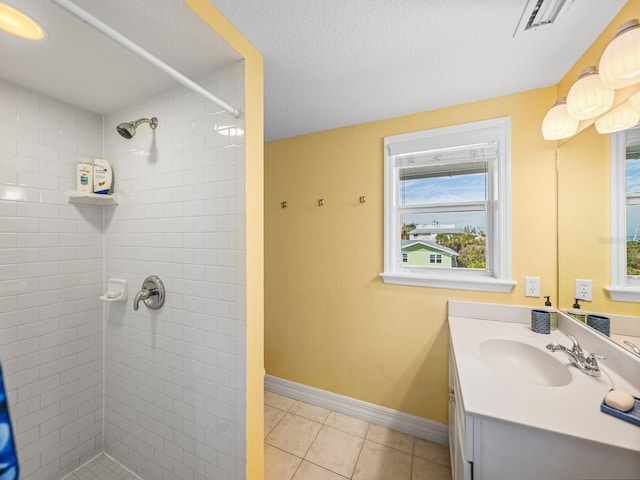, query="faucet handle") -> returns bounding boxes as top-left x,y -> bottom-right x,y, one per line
133,275 -> 165,311
584,353 -> 604,377
586,353 -> 605,367
567,334 -> 585,356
